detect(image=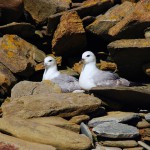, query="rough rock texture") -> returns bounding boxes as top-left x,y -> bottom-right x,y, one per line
11,80 -> 62,99
52,11 -> 87,55
93,122 -> 139,139
123,148 -> 144,150
2,93 -> 101,118
145,113 -> 150,122
136,119 -> 150,128
24,0 -> 71,23
88,111 -> 139,127
30,116 -> 80,133
69,115 -> 90,124
108,39 -> 150,80
0,0 -> 24,24
93,144 -> 122,150
90,85 -> 150,108
0,35 -> 46,77
0,132 -> 56,150
0,63 -> 17,96
140,128 -> 150,141
0,22 -> 35,38
0,117 -> 92,150
99,140 -> 138,148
